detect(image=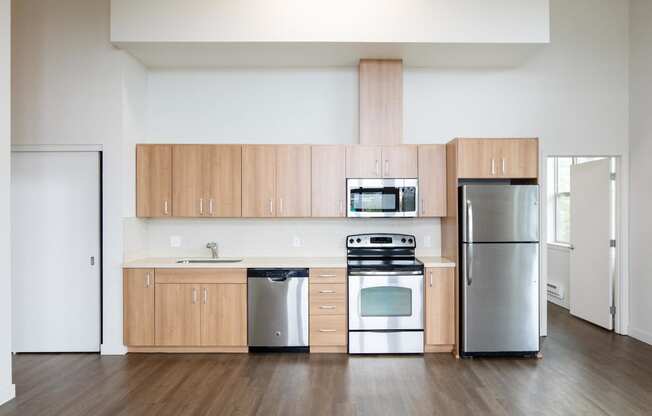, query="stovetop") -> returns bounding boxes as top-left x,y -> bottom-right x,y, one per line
346,233 -> 423,274
347,258 -> 424,273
